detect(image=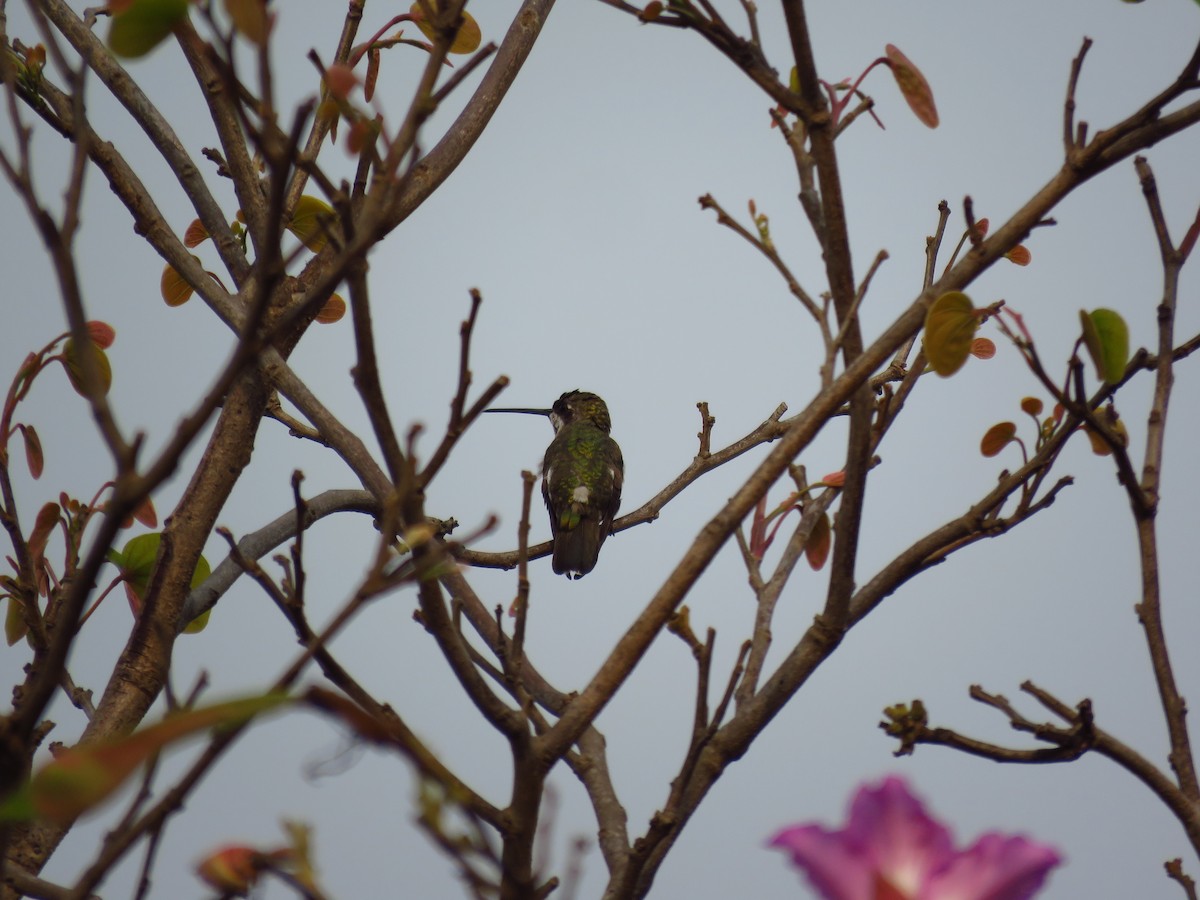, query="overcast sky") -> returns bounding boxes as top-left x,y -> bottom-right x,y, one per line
4,1 -> 1200,898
